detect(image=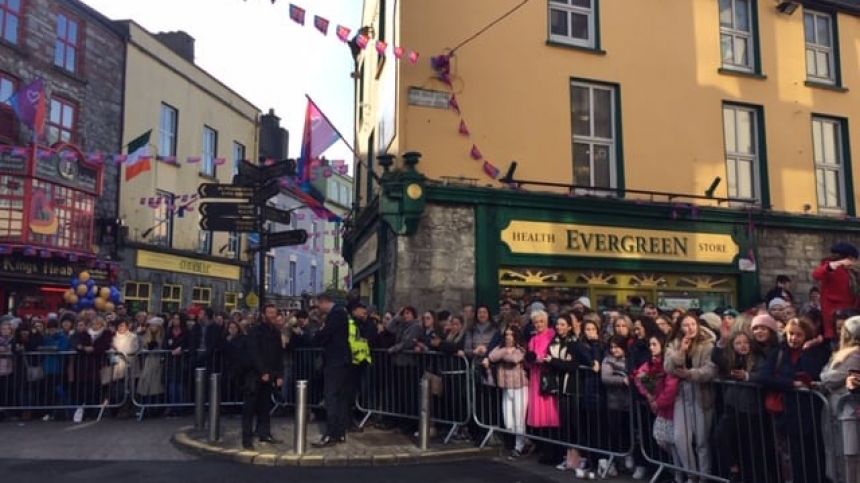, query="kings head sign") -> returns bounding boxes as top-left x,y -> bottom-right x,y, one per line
501,221 -> 739,264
